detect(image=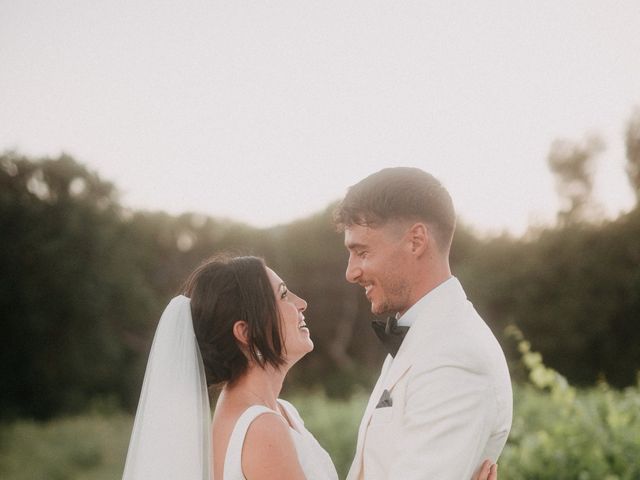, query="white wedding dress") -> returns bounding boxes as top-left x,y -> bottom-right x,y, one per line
222,399 -> 338,480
